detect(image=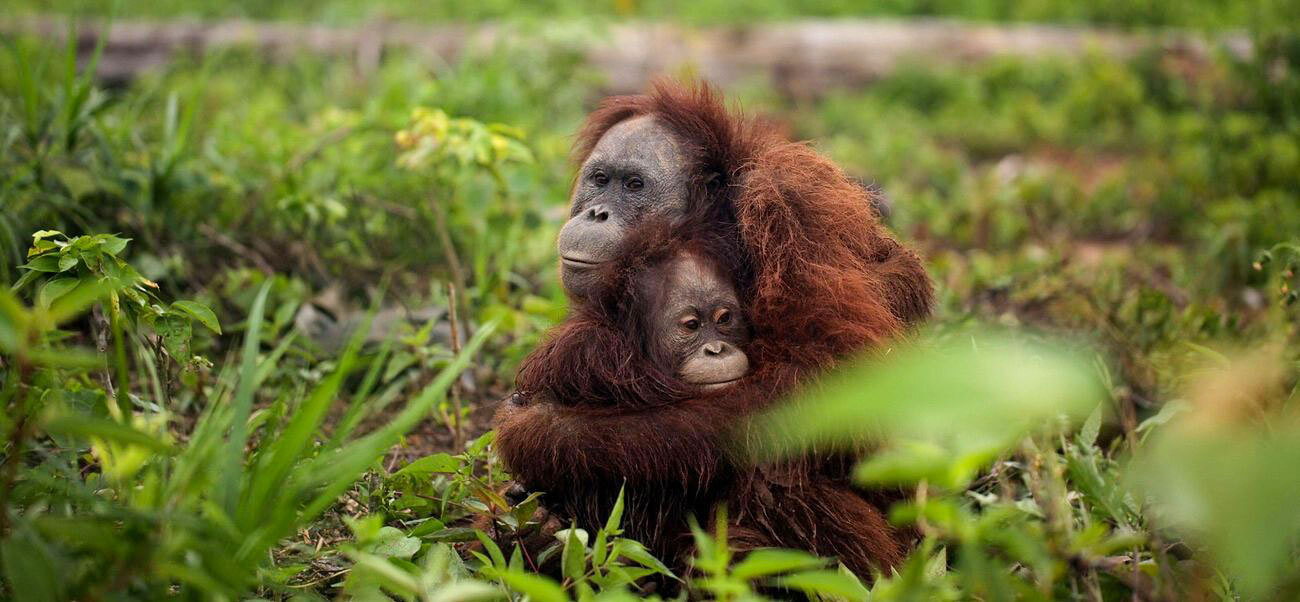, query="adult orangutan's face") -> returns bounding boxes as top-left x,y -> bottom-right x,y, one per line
557,116 -> 690,299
